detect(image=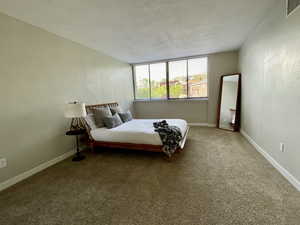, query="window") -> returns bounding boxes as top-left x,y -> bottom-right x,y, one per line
188,57 -> 208,98
135,65 -> 150,99
150,63 -> 167,99
133,57 -> 208,100
169,60 -> 187,98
